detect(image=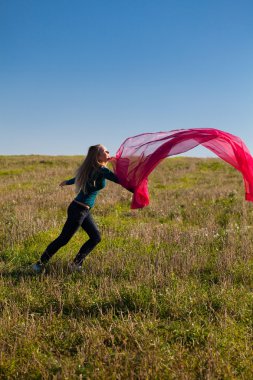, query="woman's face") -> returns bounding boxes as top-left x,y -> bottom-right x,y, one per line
98,146 -> 110,163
